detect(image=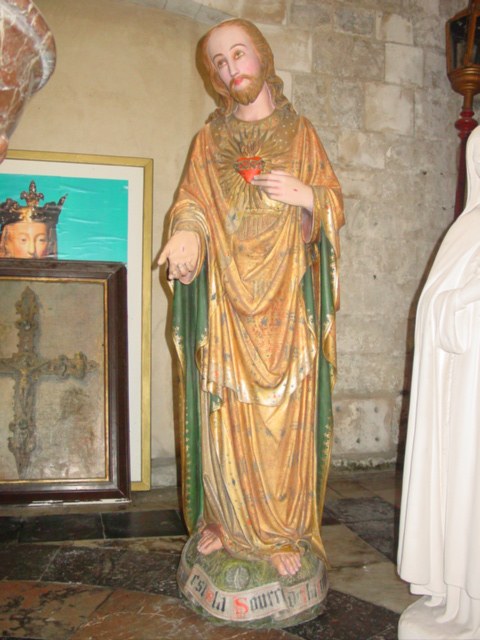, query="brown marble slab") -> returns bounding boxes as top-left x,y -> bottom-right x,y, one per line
0,581 -> 110,639
71,591 -> 302,639
0,0 -> 56,159
0,580 -> 301,640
